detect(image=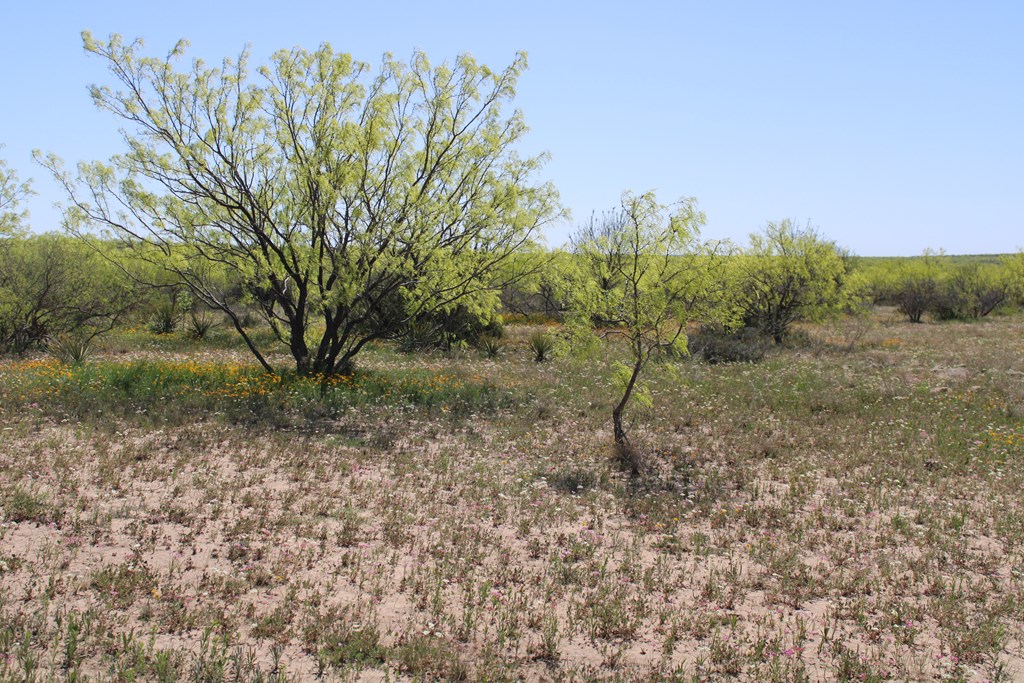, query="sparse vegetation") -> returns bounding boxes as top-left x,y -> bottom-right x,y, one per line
2,308 -> 1024,681
1,31 -> 1022,683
